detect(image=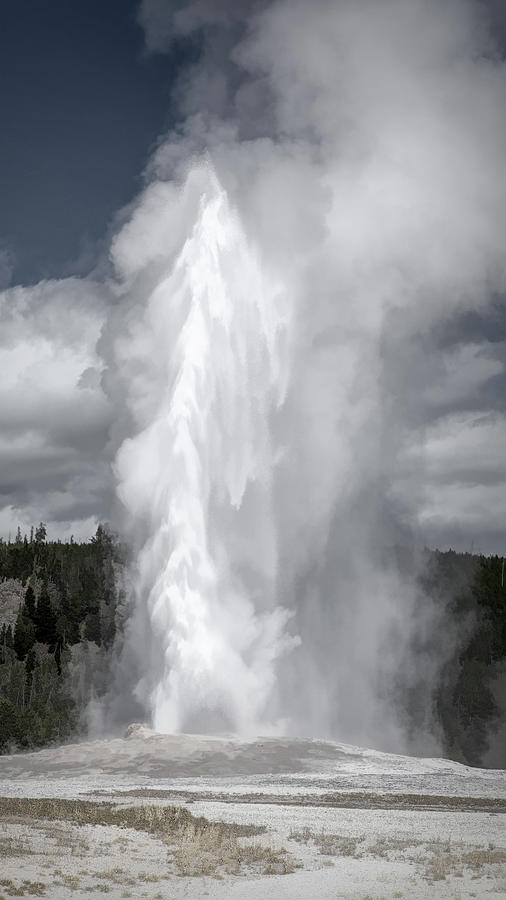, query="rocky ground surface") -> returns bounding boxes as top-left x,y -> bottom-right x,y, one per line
0,578 -> 24,628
